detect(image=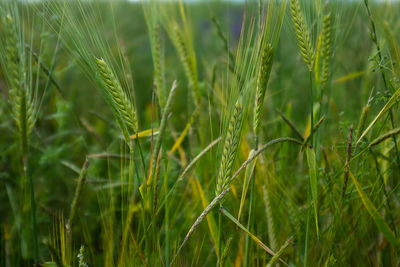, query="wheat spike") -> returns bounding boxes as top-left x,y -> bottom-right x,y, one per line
215,97 -> 243,196
4,14 -> 35,154
4,15 -> 20,90
320,13 -> 333,90
95,58 -> 138,134
253,43 -> 273,138
174,25 -> 201,106
153,24 -> 165,108
290,0 -> 314,72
